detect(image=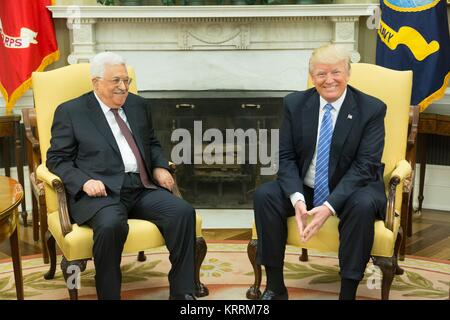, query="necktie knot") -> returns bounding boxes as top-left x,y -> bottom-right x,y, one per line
324,103 -> 333,113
